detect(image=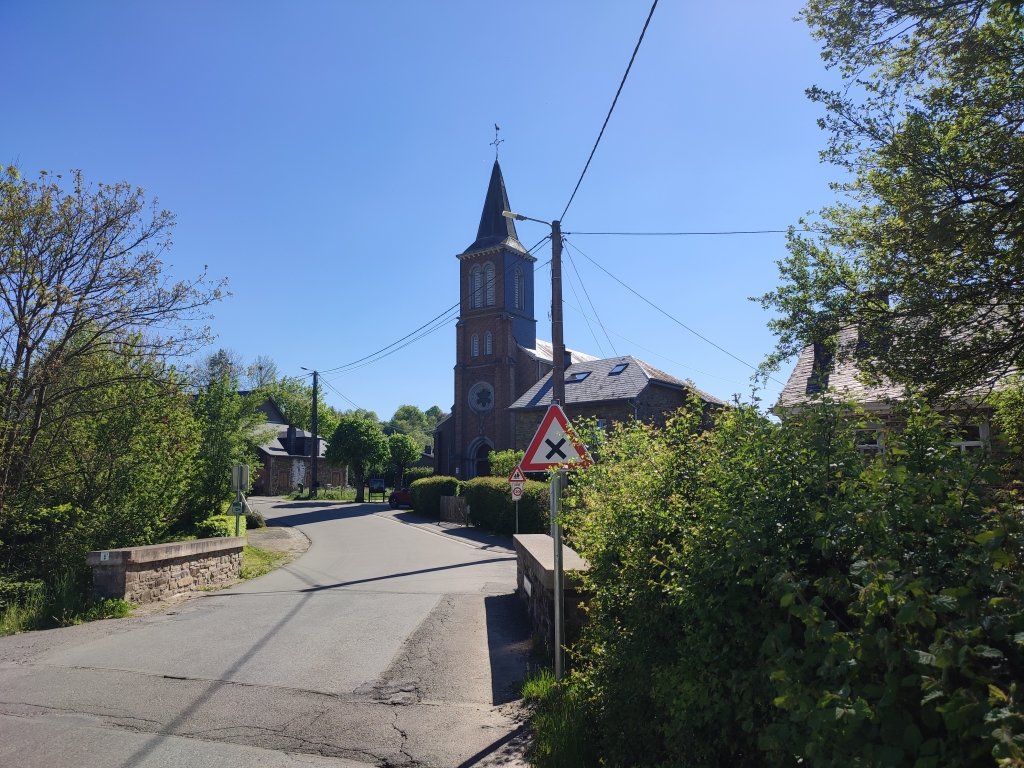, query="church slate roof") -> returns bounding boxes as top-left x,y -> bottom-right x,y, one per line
509,355 -> 726,411
460,160 -> 529,257
518,340 -> 599,365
